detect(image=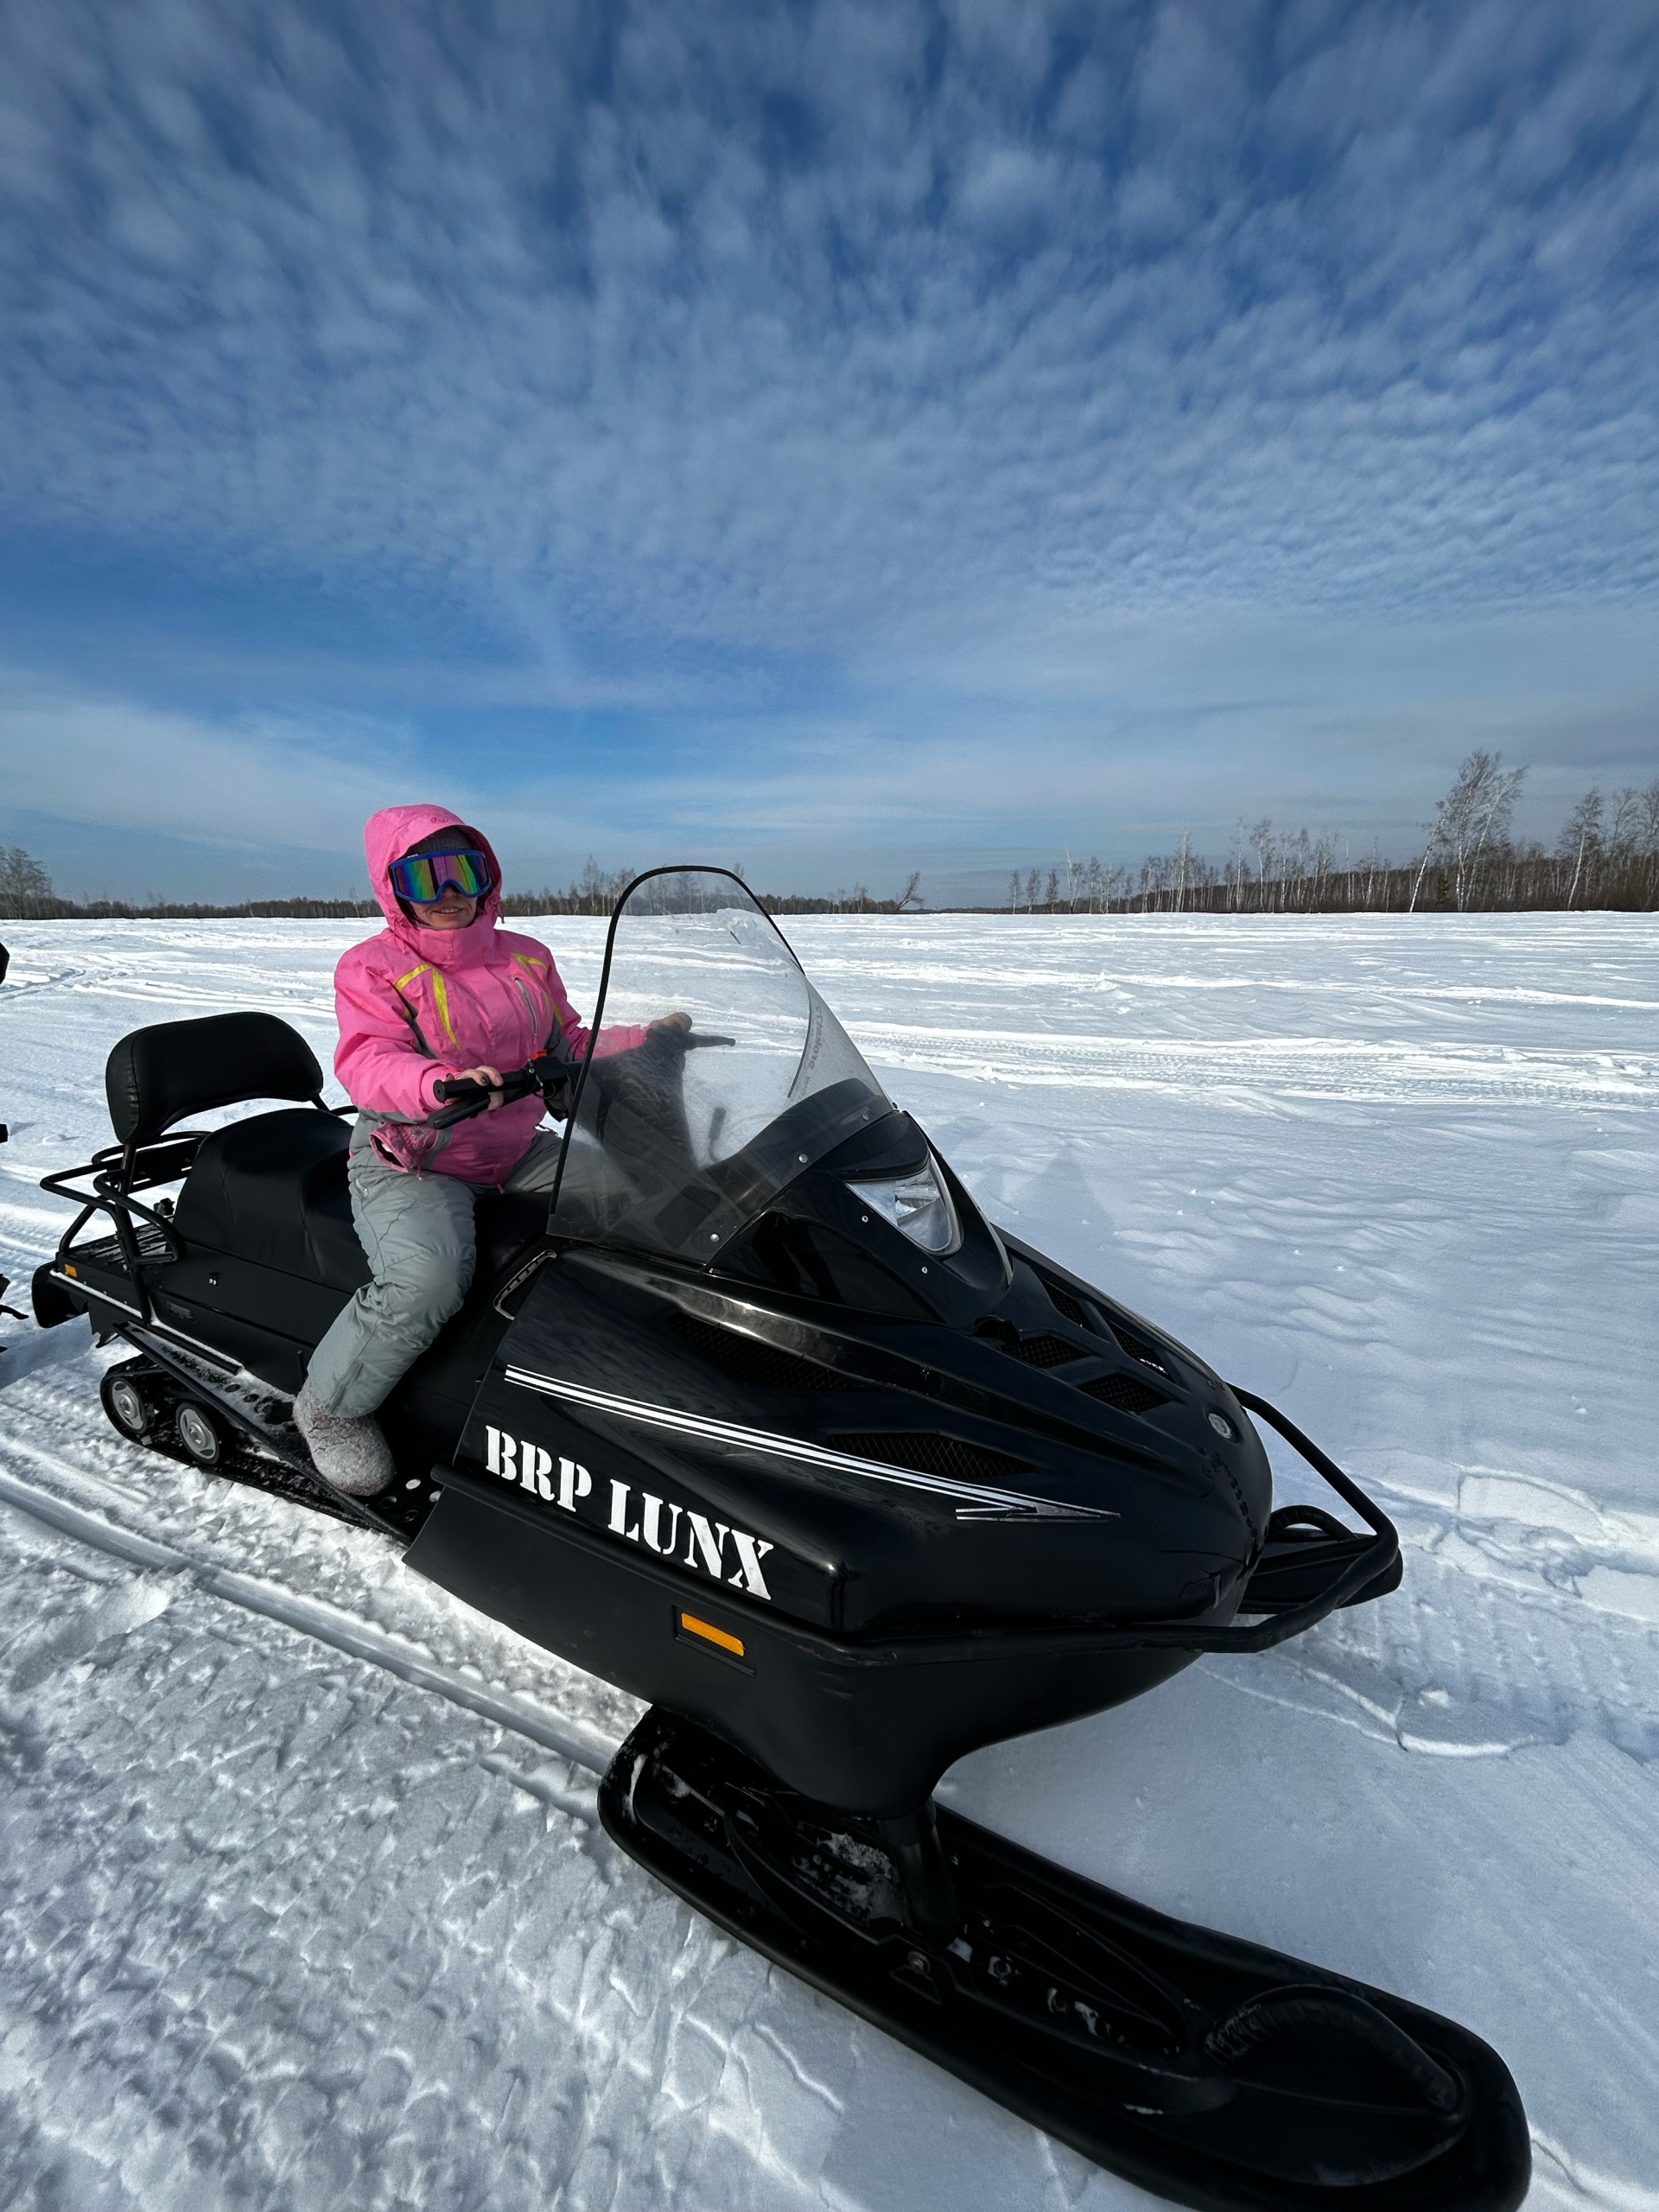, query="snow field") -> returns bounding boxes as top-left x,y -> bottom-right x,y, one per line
2,912 -> 1657,2209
